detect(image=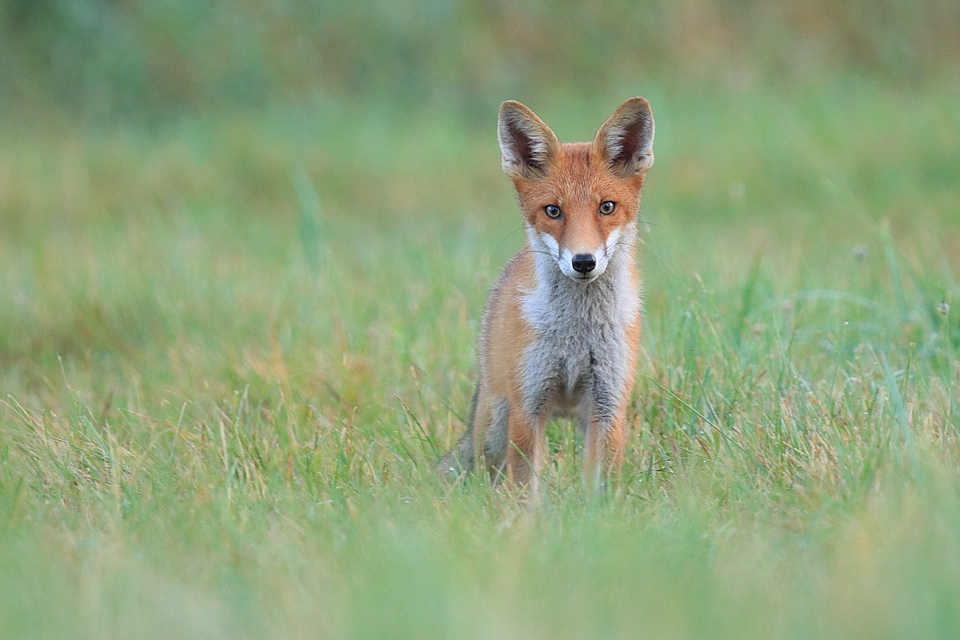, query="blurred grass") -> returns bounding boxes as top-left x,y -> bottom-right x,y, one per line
2,0 -> 960,120
2,0 -> 960,638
